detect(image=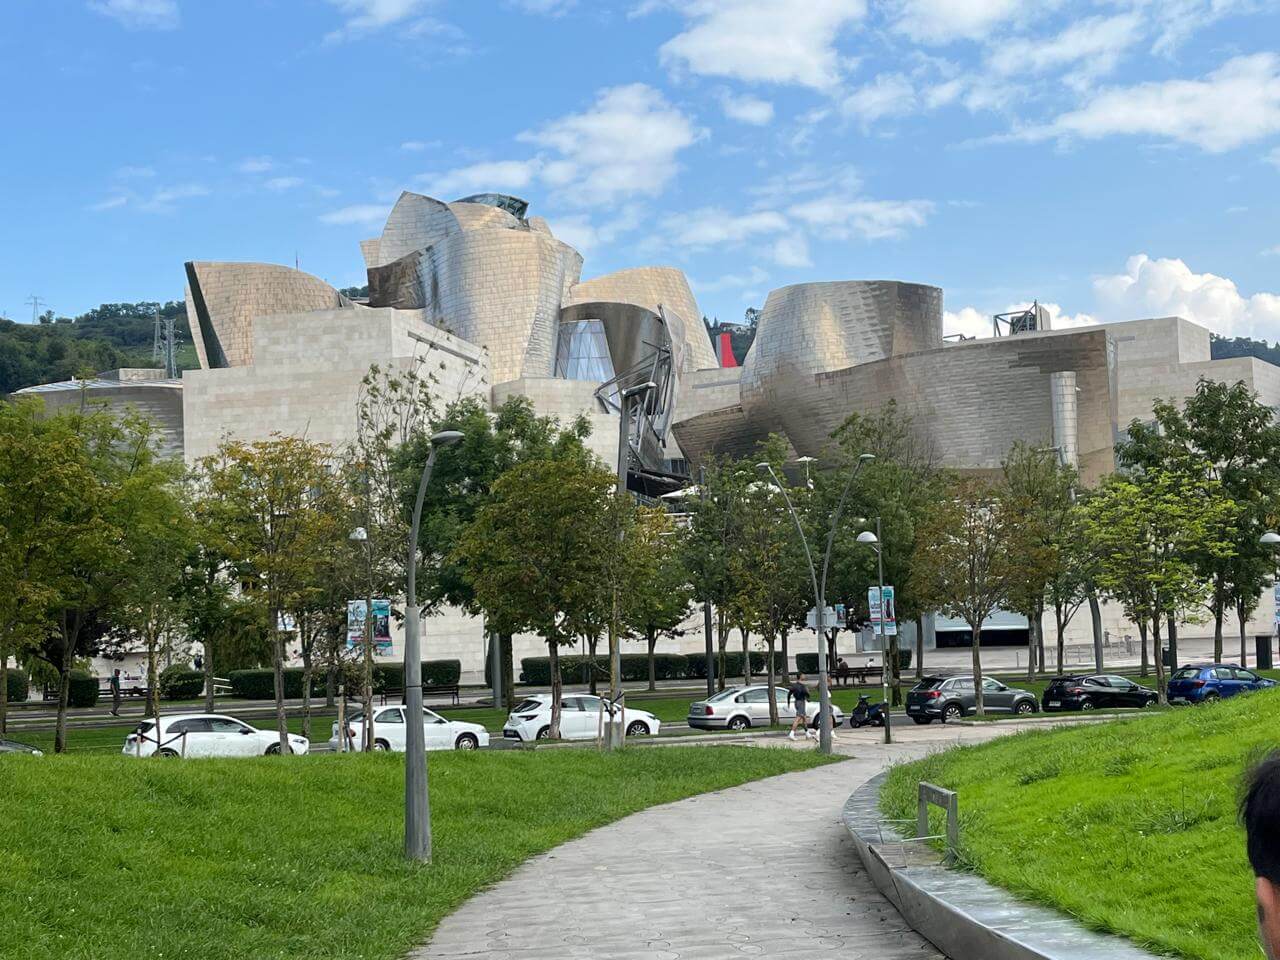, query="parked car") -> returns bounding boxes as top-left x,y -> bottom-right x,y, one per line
686,684 -> 846,731
905,675 -> 1038,723
328,705 -> 489,752
0,738 -> 42,756
1042,674 -> 1159,711
1167,663 -> 1276,705
503,693 -> 661,742
123,714 -> 311,757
